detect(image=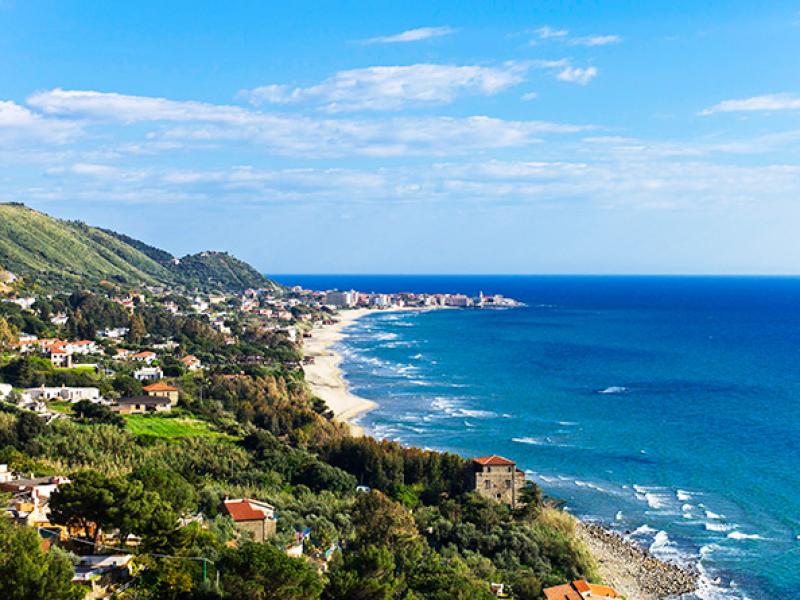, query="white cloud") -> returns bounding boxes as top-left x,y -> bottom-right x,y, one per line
0,100 -> 80,143
360,26 -> 457,44
239,64 -> 525,112
33,157 -> 800,212
701,94 -> 800,115
557,66 -> 598,85
570,34 -> 621,46
28,88 -> 252,124
521,91 -> 539,101
24,89 -> 590,158
534,26 -> 569,40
